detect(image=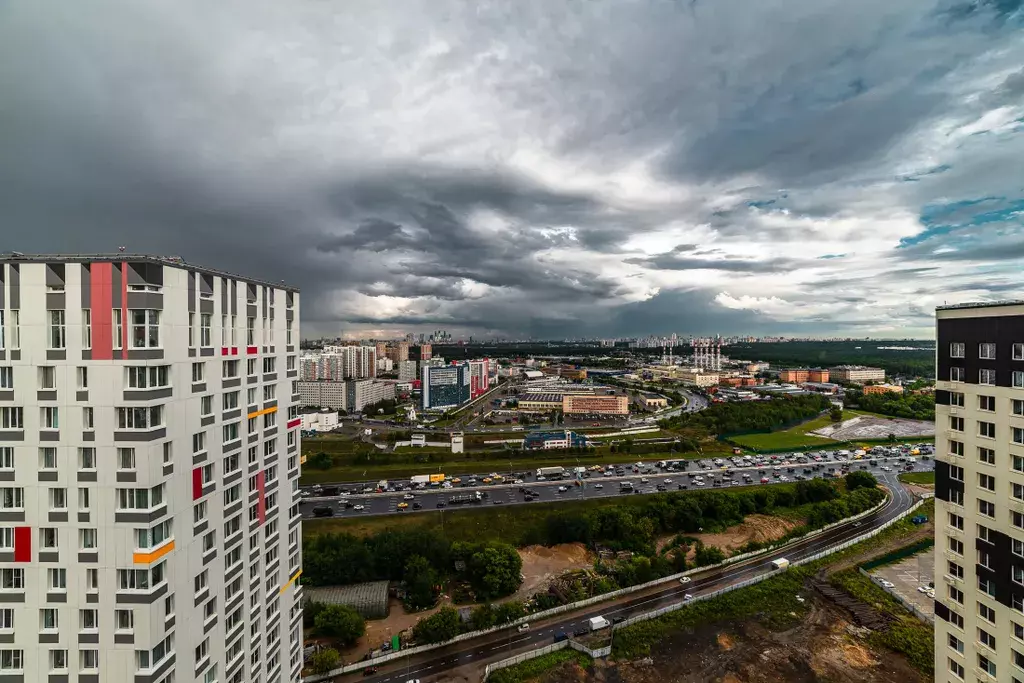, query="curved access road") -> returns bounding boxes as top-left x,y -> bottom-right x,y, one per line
330,473 -> 918,683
